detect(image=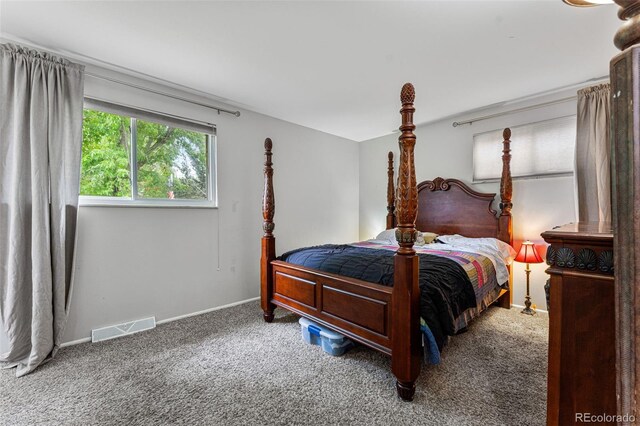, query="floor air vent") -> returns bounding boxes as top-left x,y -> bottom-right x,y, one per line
91,317 -> 156,343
